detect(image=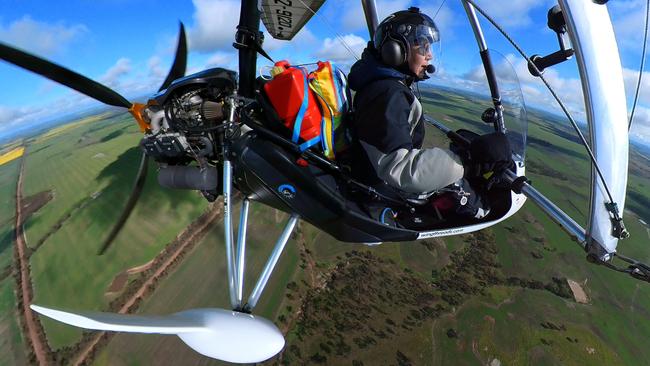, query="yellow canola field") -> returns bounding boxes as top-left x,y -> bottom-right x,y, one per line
0,147 -> 24,166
